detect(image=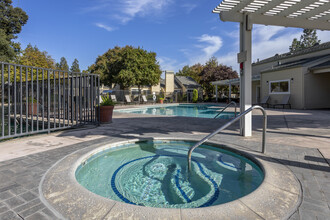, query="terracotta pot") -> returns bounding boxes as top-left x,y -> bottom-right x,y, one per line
28,103 -> 38,116
159,99 -> 164,104
98,106 -> 114,123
